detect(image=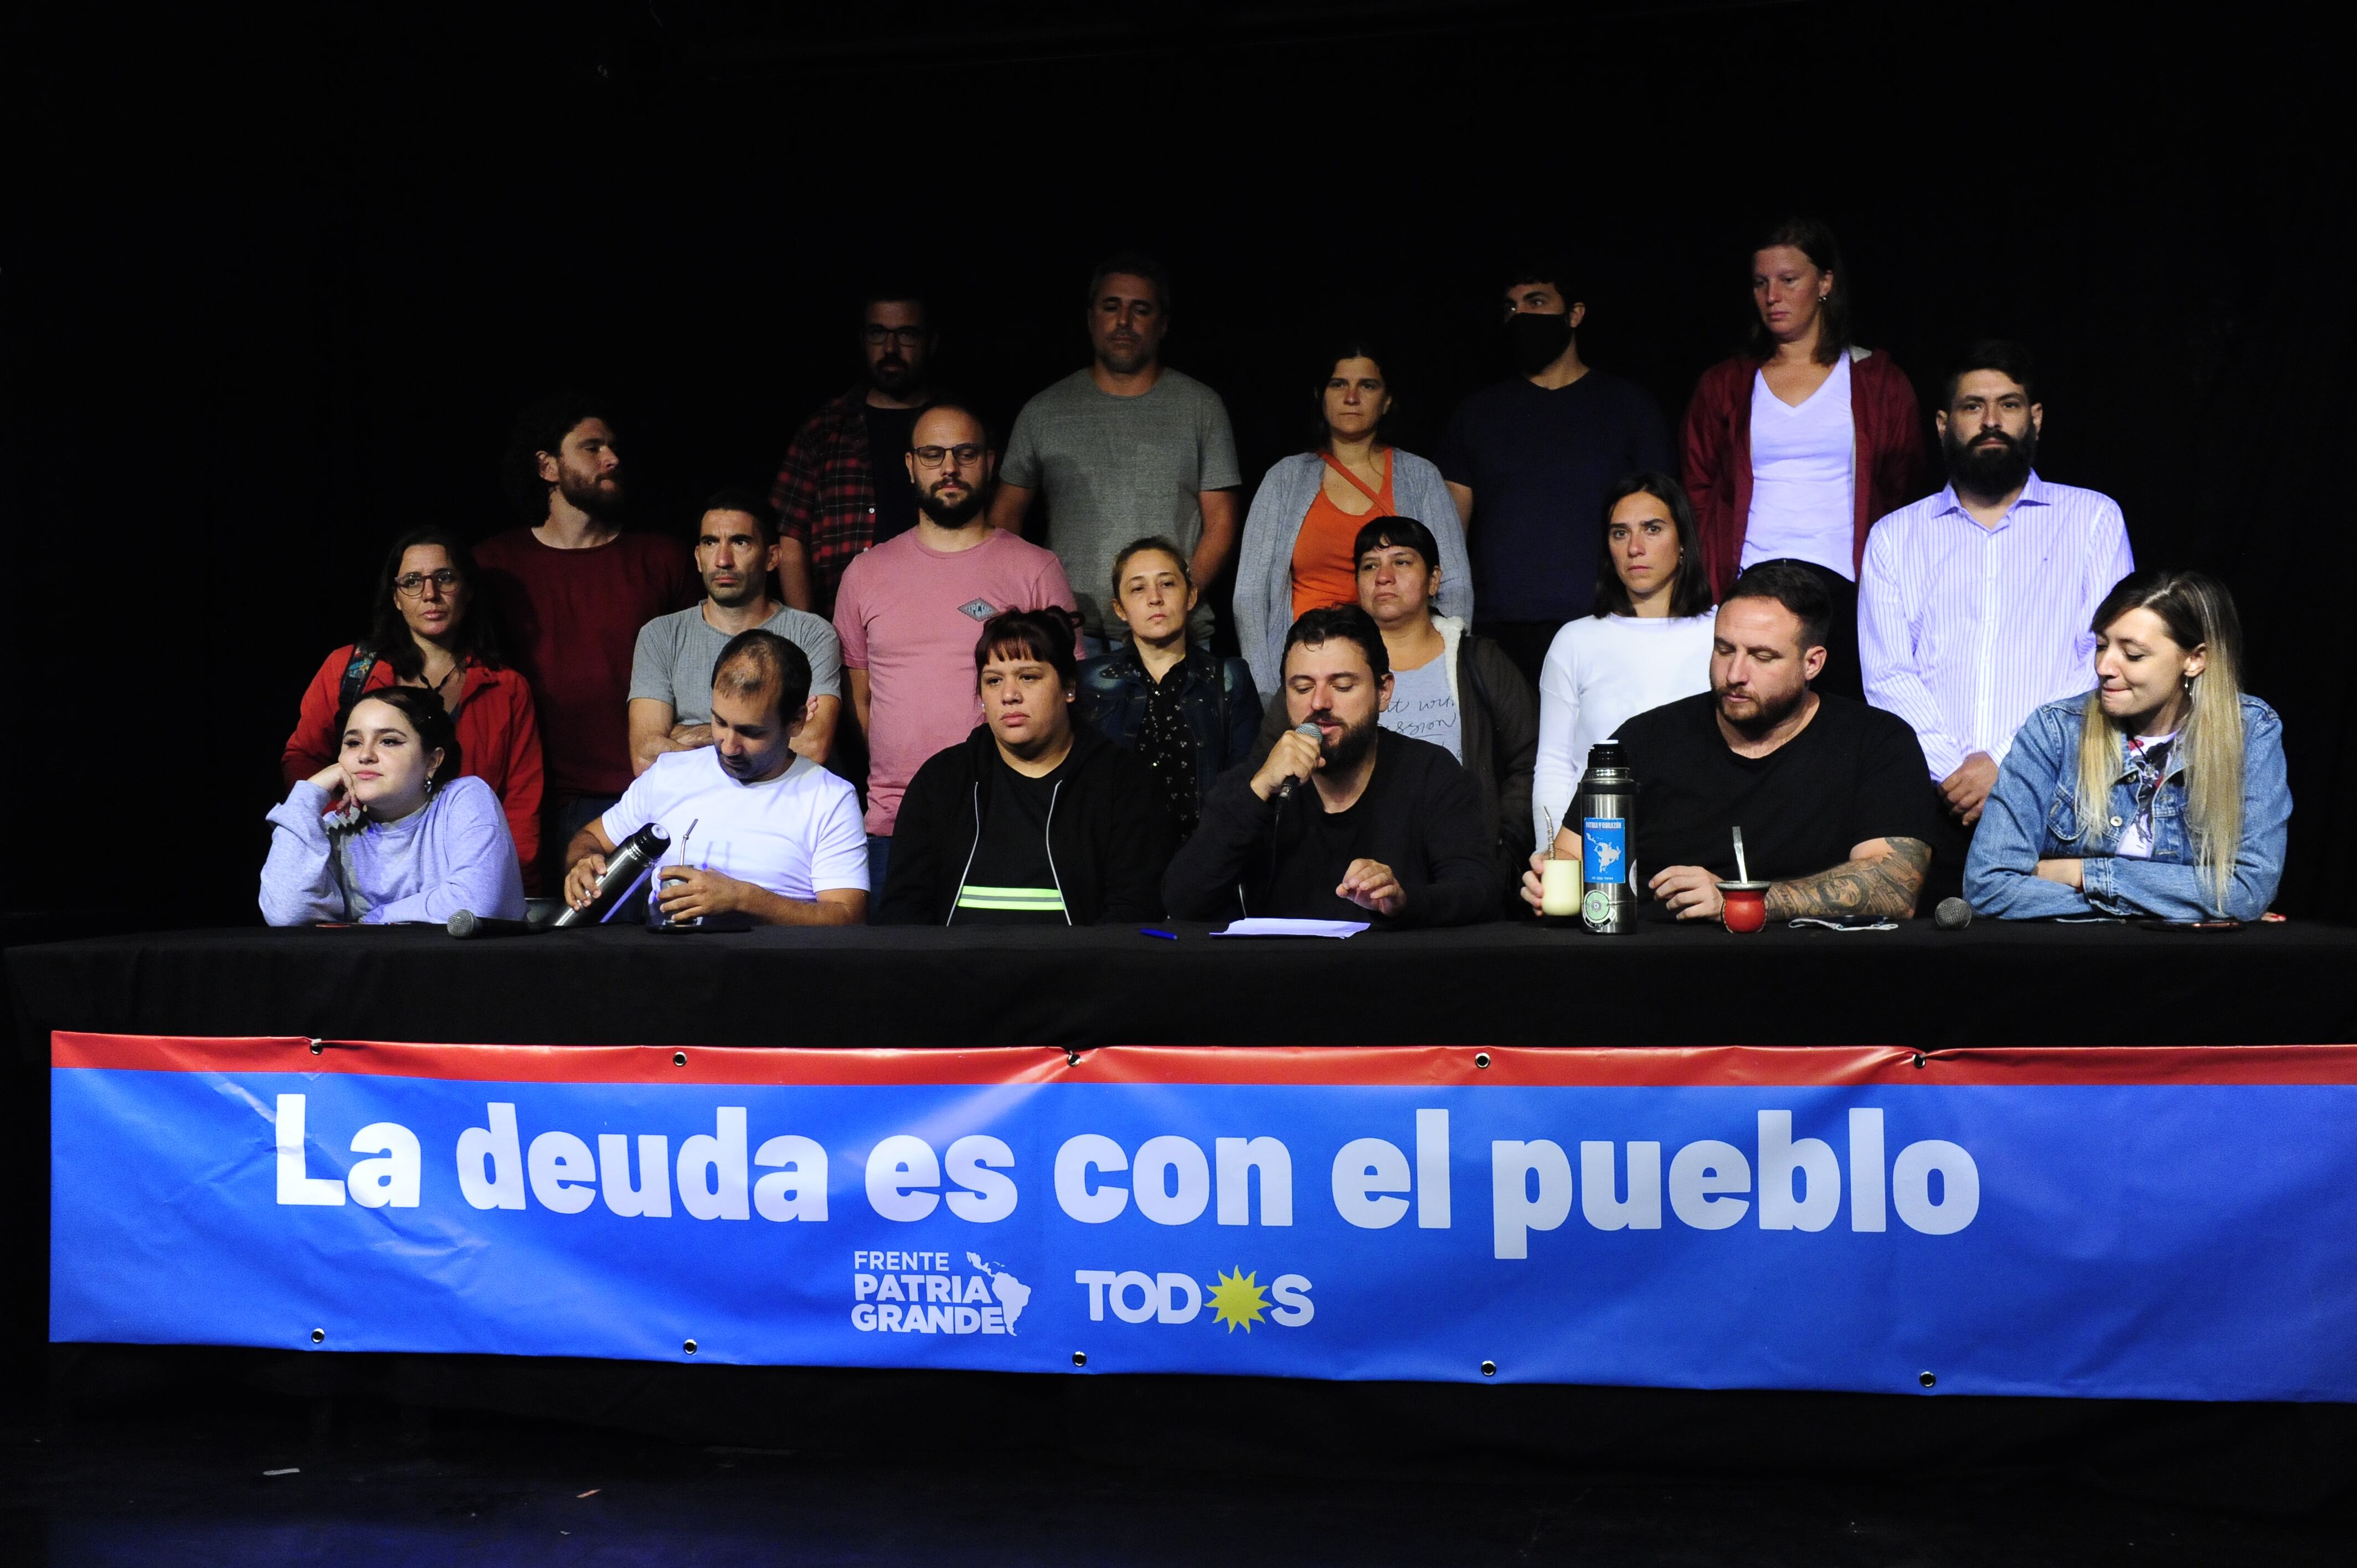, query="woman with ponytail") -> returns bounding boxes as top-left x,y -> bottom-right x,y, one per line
1964,570 -> 2289,921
